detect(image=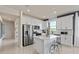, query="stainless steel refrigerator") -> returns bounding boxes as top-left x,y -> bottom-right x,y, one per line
22,24 -> 33,47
